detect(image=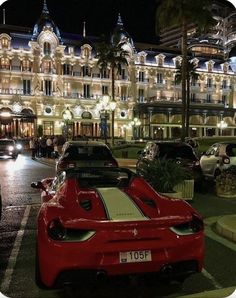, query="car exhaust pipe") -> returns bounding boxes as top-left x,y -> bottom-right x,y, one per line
96,270 -> 107,281
160,264 -> 173,278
